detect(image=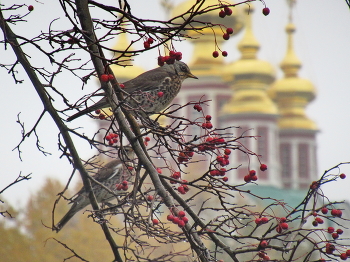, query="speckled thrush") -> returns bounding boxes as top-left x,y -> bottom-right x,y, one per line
54,147 -> 135,232
67,60 -> 197,121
